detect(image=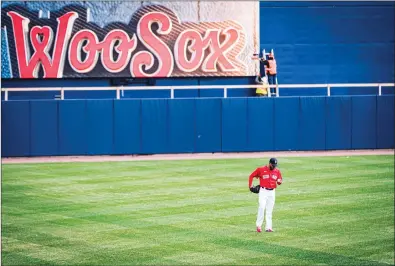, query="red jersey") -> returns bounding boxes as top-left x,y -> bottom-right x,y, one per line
248,165 -> 283,189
